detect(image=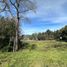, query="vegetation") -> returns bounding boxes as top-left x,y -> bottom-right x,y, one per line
0,17 -> 16,52
0,0 -> 36,51
0,16 -> 67,52
0,1 -> 67,67
25,25 -> 67,42
0,17 -> 67,67
0,40 -> 67,67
